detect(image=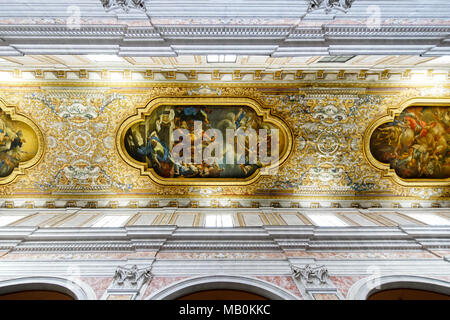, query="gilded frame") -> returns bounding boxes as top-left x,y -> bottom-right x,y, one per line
363,97 -> 450,187
0,98 -> 45,185
116,96 -> 293,186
